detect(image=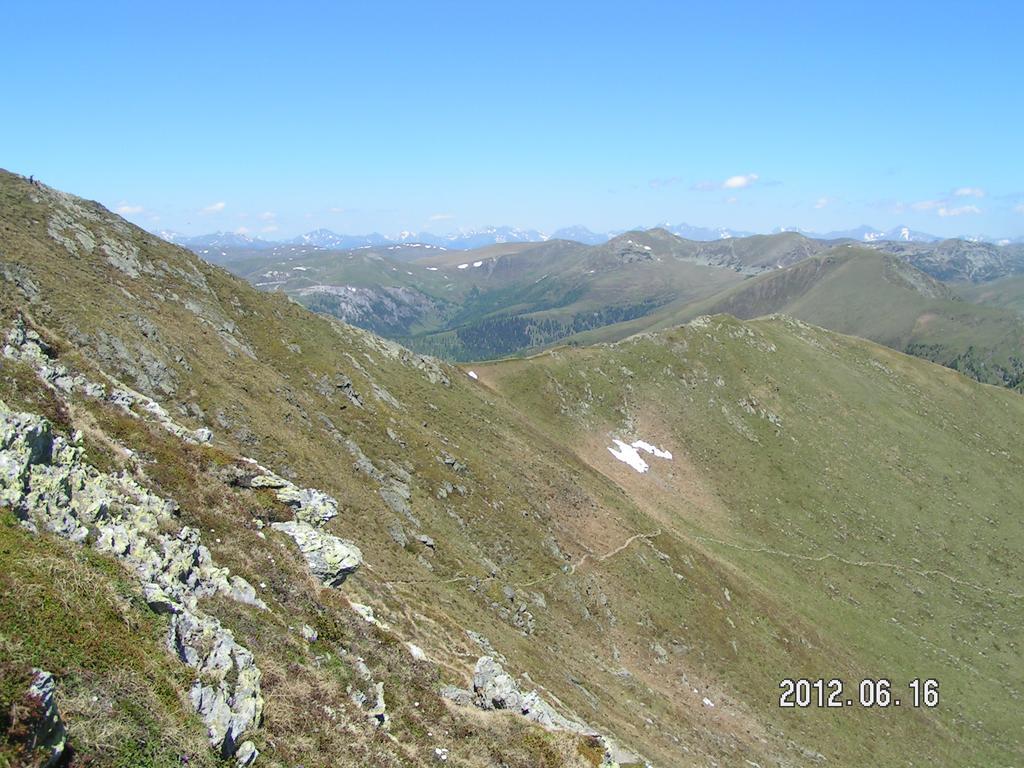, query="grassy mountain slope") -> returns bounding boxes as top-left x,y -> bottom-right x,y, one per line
563,248 -> 1024,390
476,314 -> 1024,766
957,273 -> 1024,316
222,231 -> 748,360
2,171 -> 1022,766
